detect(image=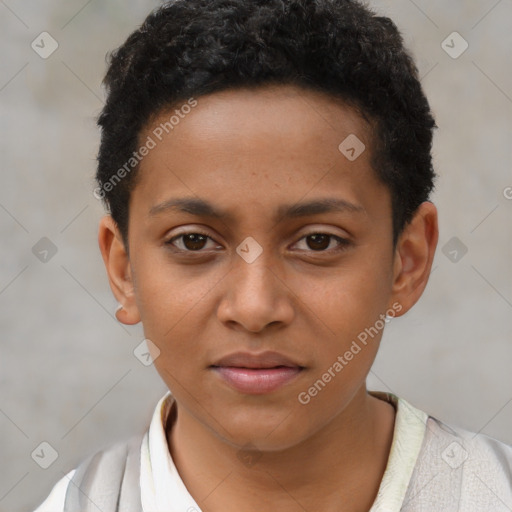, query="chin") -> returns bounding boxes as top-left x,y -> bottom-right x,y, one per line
212,411 -> 309,453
